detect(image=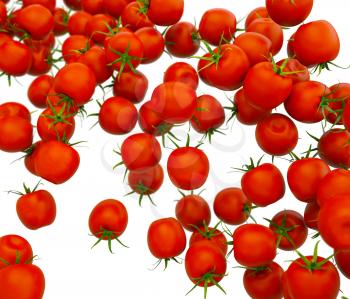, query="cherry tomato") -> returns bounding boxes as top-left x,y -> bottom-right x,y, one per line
85,14 -> 116,44
81,0 -> 104,15
327,83 -> 350,125
343,100 -> 350,131
334,249 -> 350,279
53,8 -> 69,36
22,0 -> 56,12
0,102 -> 31,121
304,200 -> 320,230
276,58 -> 310,84
189,226 -> 227,255
245,7 -> 269,29
68,11 -> 92,35
135,27 -> 164,64
0,235 -> 33,269
64,0 -> 81,10
147,0 -> 183,26
121,1 -> 153,31
103,0 -> 132,18
163,62 -> 199,90
28,44 -> 52,76
62,34 -> 93,63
